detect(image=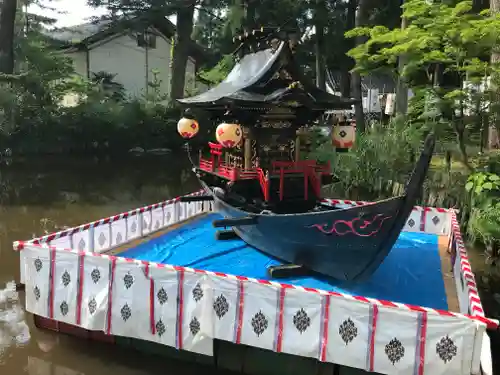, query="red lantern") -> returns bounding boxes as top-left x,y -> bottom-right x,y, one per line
215,123 -> 243,148
332,120 -> 356,151
177,117 -> 199,139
